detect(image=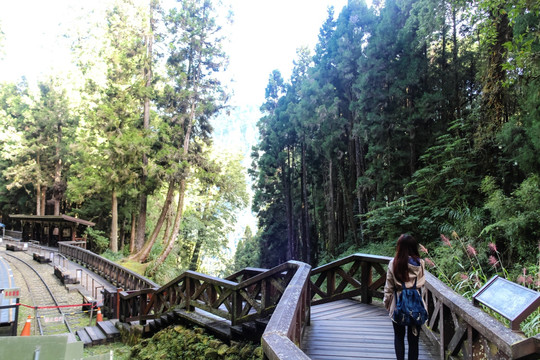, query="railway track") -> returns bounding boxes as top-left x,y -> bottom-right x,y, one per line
1,248 -> 93,336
